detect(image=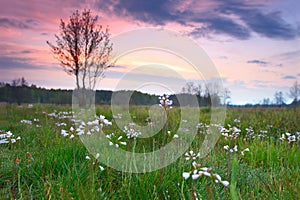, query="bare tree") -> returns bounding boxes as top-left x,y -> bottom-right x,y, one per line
274,91 -> 284,106
21,77 -> 28,87
288,81 -> 300,102
205,82 -> 222,105
47,10 -> 113,90
12,77 -> 28,87
224,88 -> 231,105
193,83 -> 202,96
11,79 -> 21,87
185,82 -> 194,94
262,98 -> 270,105
181,81 -> 225,105
181,82 -> 202,96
